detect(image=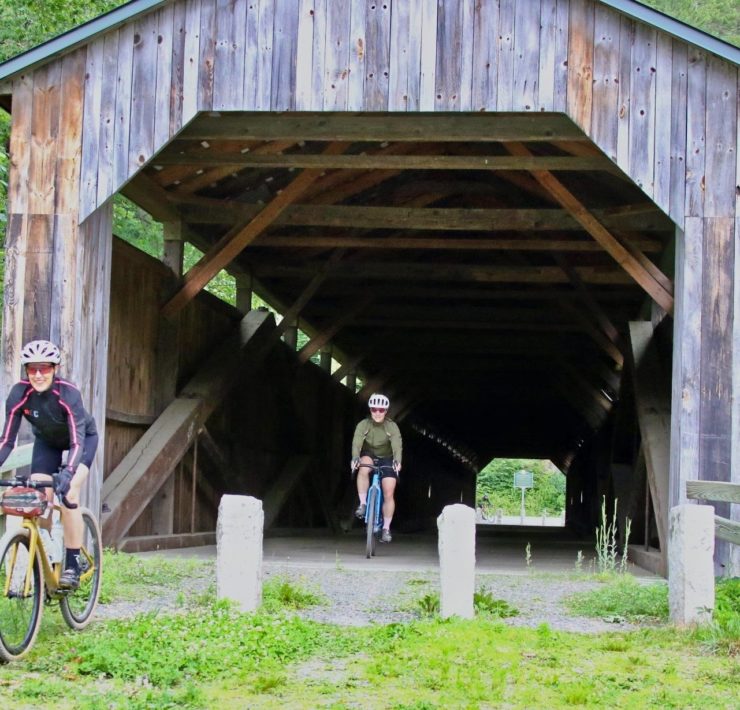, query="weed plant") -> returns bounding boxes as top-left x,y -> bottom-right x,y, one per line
595,497 -> 631,573
415,588 -> 519,619
261,575 -> 325,613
